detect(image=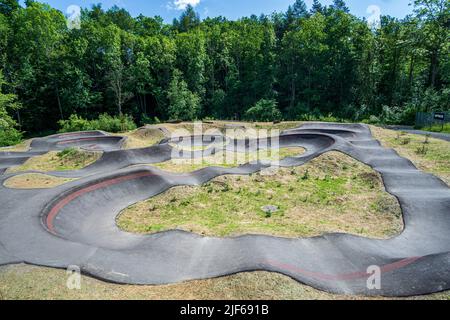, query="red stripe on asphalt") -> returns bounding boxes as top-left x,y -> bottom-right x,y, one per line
45,170 -> 422,282
45,172 -> 155,234
56,137 -> 110,145
265,256 -> 421,281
